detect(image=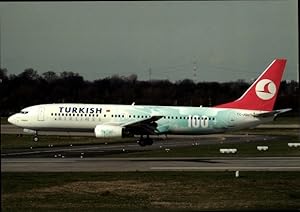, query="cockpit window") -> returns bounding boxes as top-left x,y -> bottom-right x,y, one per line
20,111 -> 29,114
